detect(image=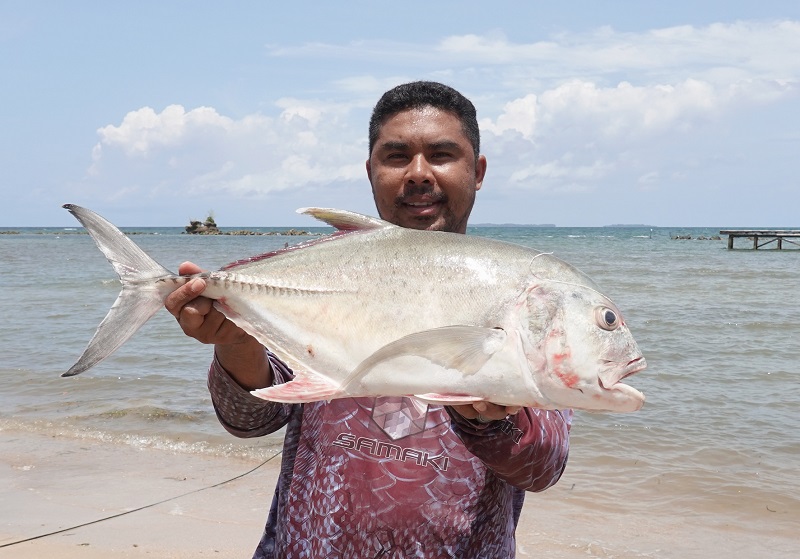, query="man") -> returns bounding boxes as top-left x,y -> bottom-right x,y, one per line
166,81 -> 572,558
